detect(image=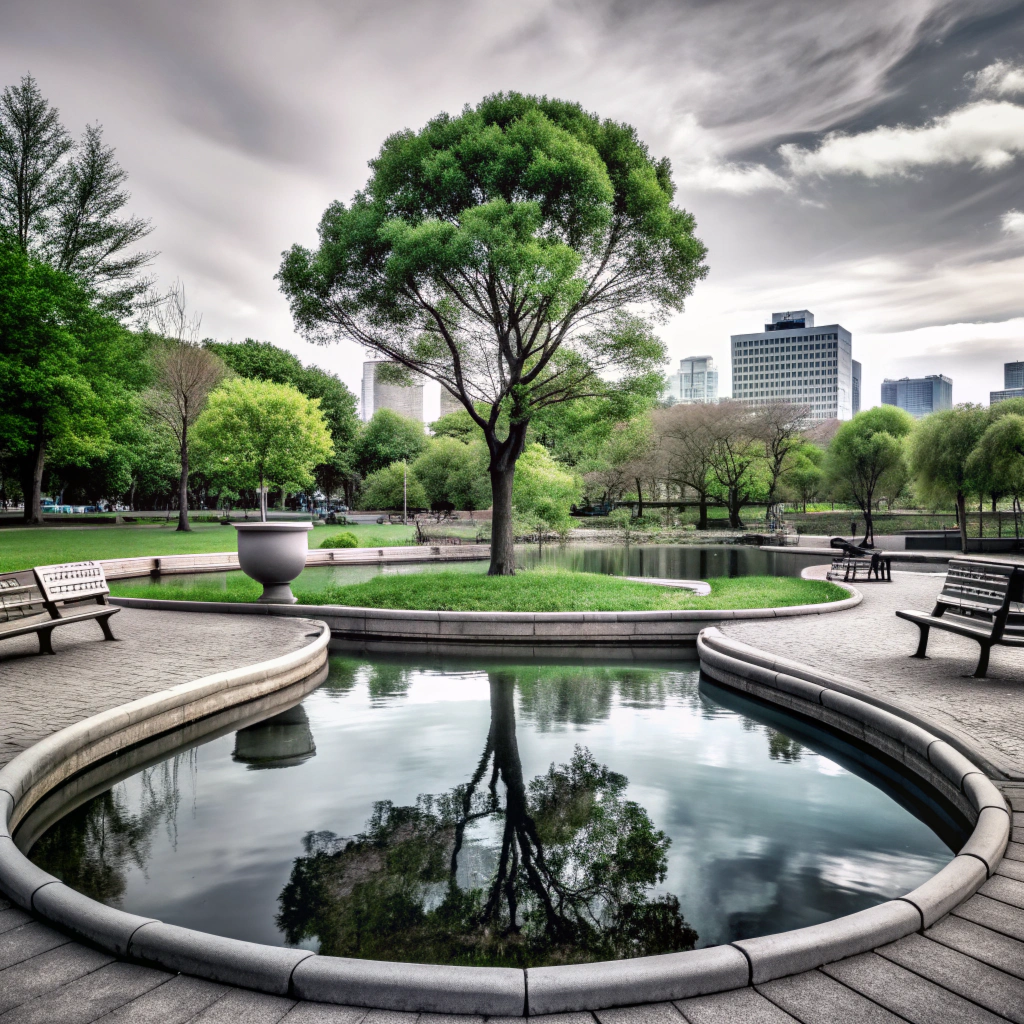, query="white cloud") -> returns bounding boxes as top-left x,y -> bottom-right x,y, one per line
675,159 -> 790,195
780,100 -> 1024,177
1001,209 -> 1024,235
970,59 -> 1024,97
